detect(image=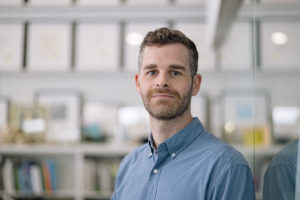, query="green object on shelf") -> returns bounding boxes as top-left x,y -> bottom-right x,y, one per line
83,124 -> 106,142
